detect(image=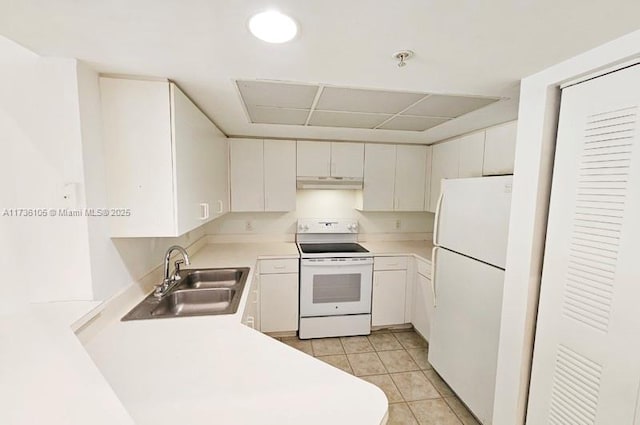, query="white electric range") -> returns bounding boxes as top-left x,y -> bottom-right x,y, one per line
296,219 -> 373,339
